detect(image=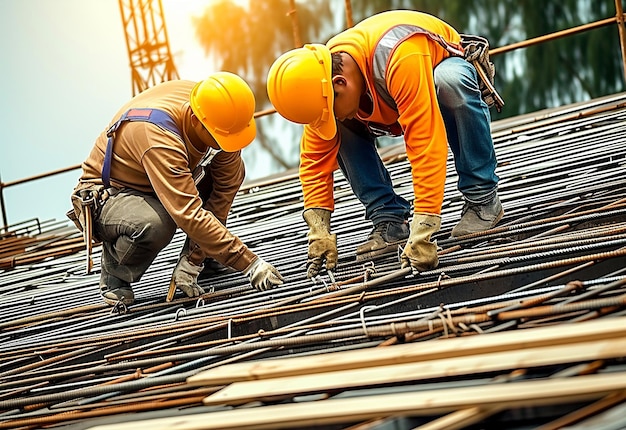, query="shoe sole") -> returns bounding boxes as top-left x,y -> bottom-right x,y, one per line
101,293 -> 135,306
355,240 -> 408,263
102,297 -> 134,306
